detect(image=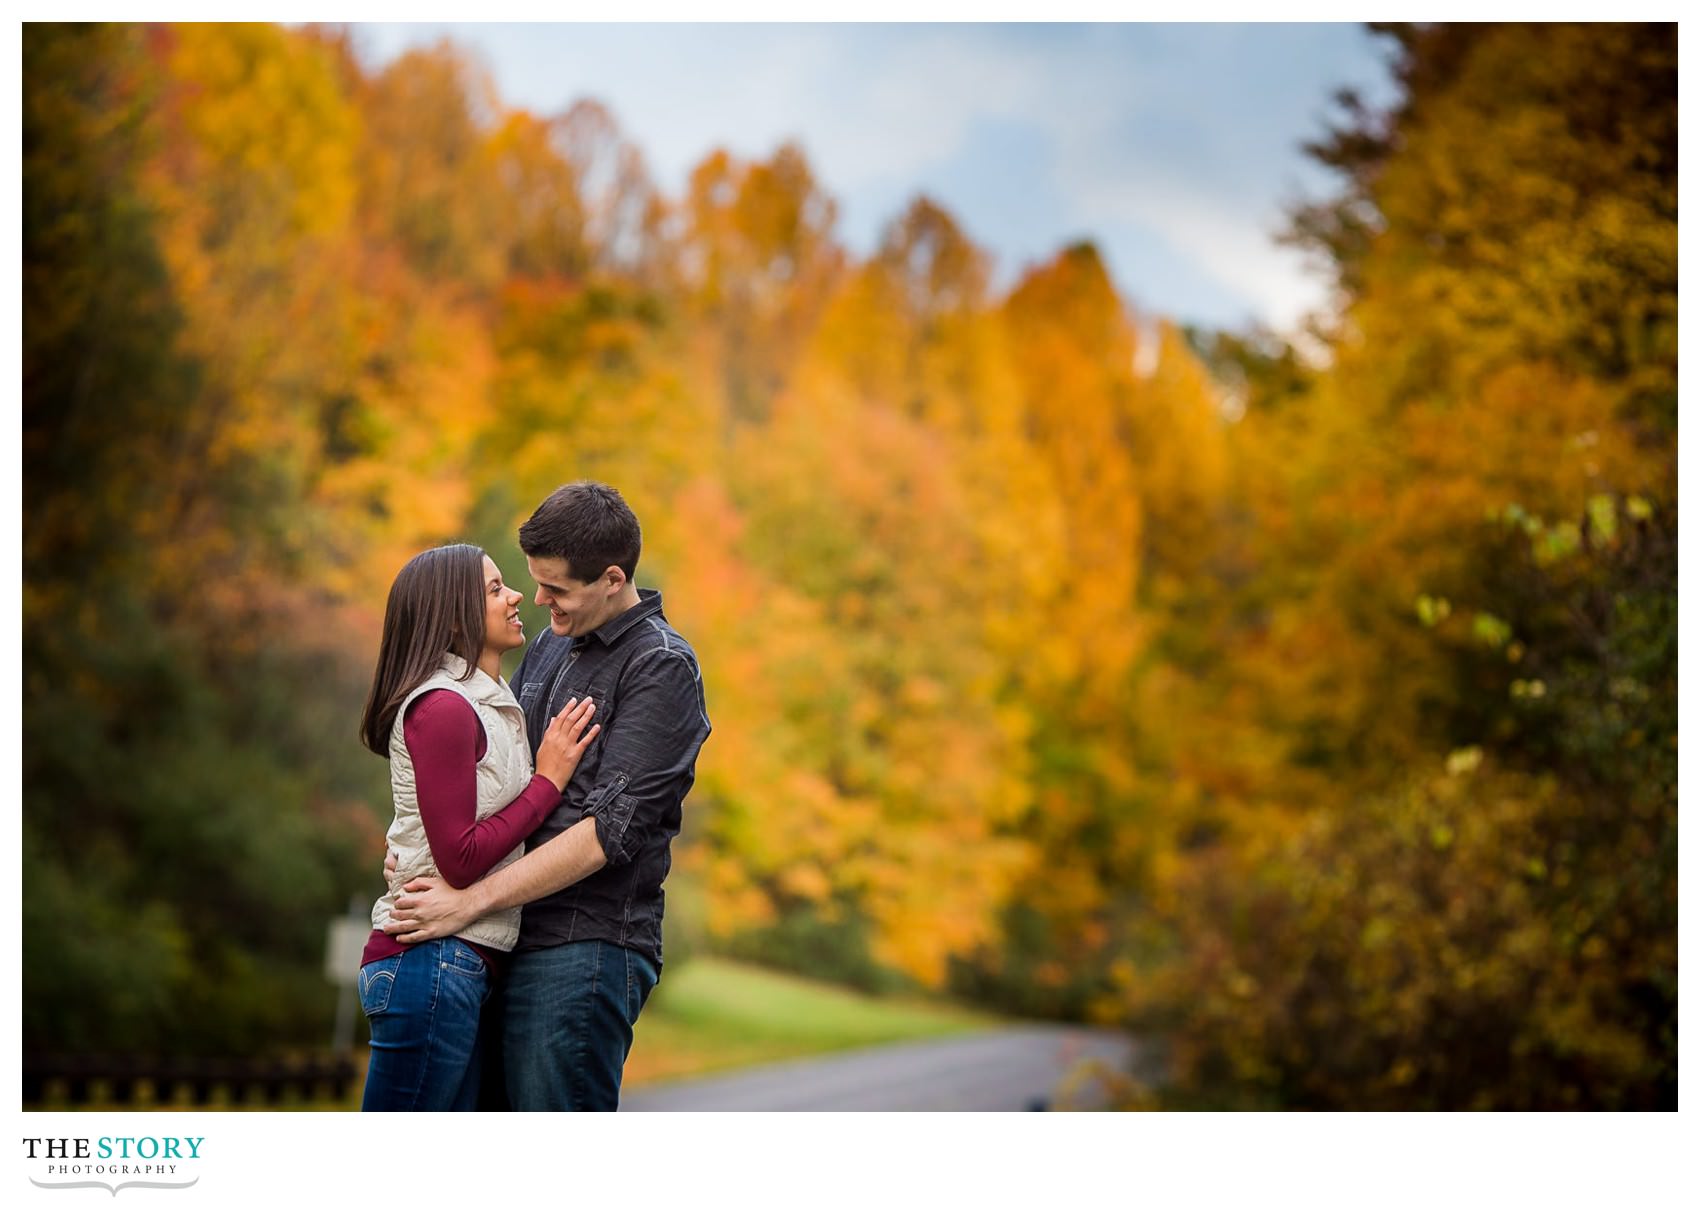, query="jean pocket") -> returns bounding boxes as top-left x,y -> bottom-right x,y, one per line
626,950 -> 659,1022
358,957 -> 401,1018
443,941 -> 487,978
